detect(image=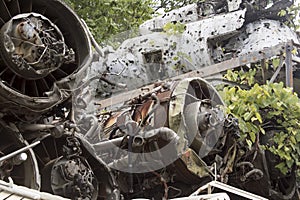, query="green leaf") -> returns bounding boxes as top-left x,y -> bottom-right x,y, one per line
272,58 -> 280,69
292,48 -> 298,55
251,117 -> 257,122
249,132 -> 256,143
290,136 -> 296,144
296,133 -> 300,142
228,104 -> 235,110
286,159 -> 294,168
243,112 -> 252,121
278,9 -> 287,17
275,162 -> 288,175
255,112 -> 262,123
246,139 -> 252,149
259,126 -> 265,134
